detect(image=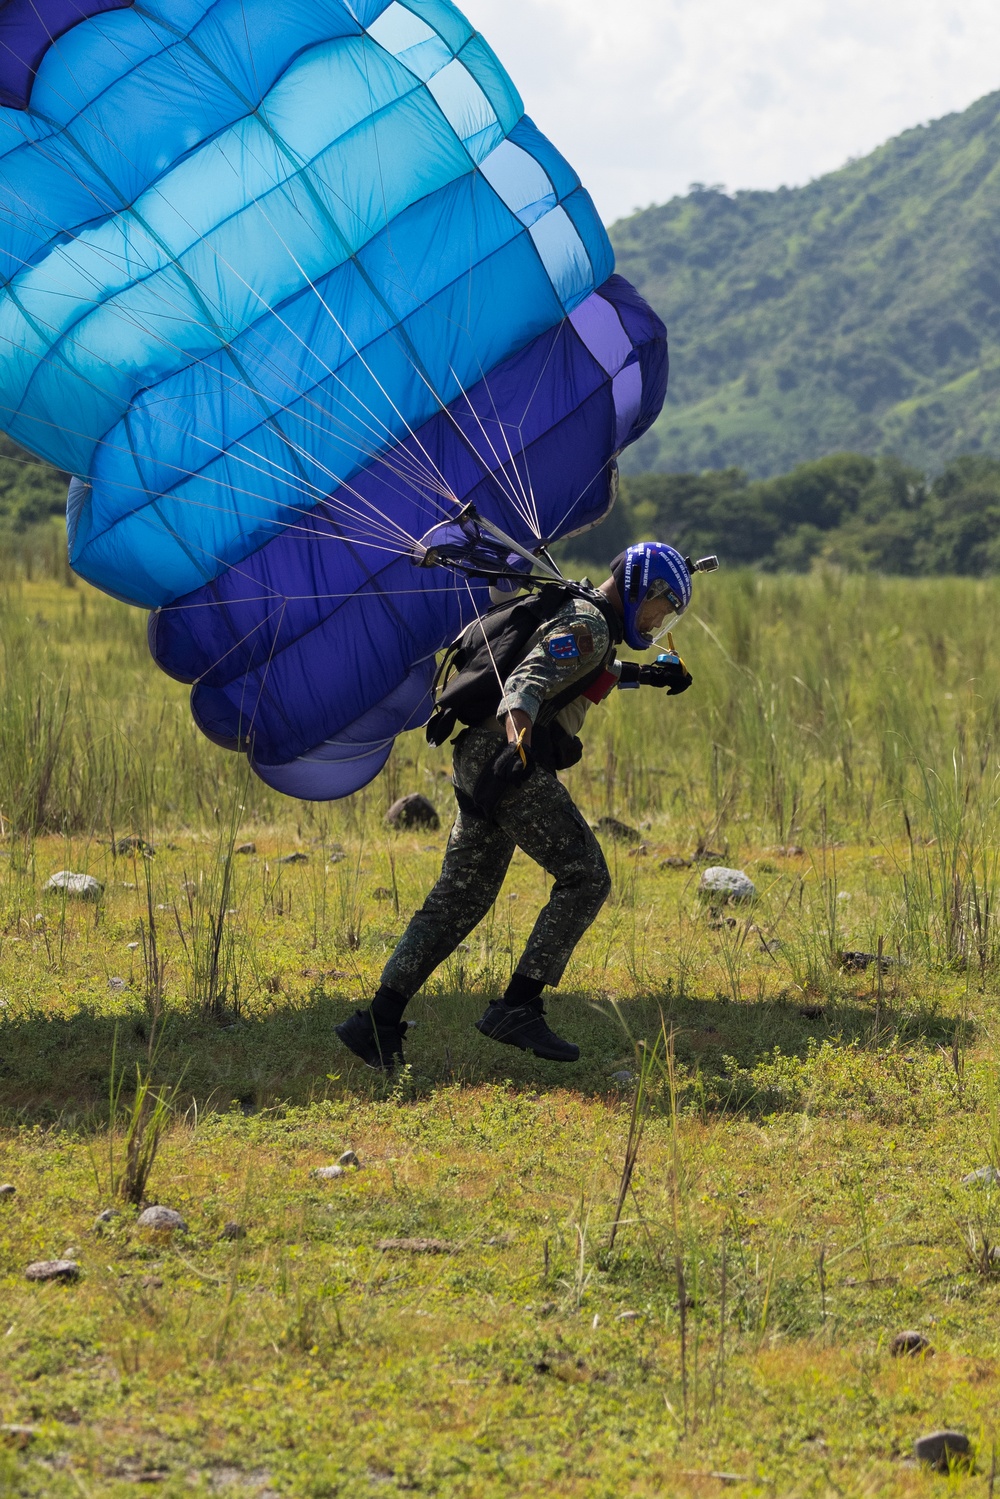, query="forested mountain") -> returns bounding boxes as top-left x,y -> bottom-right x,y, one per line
611,90 -> 1000,478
